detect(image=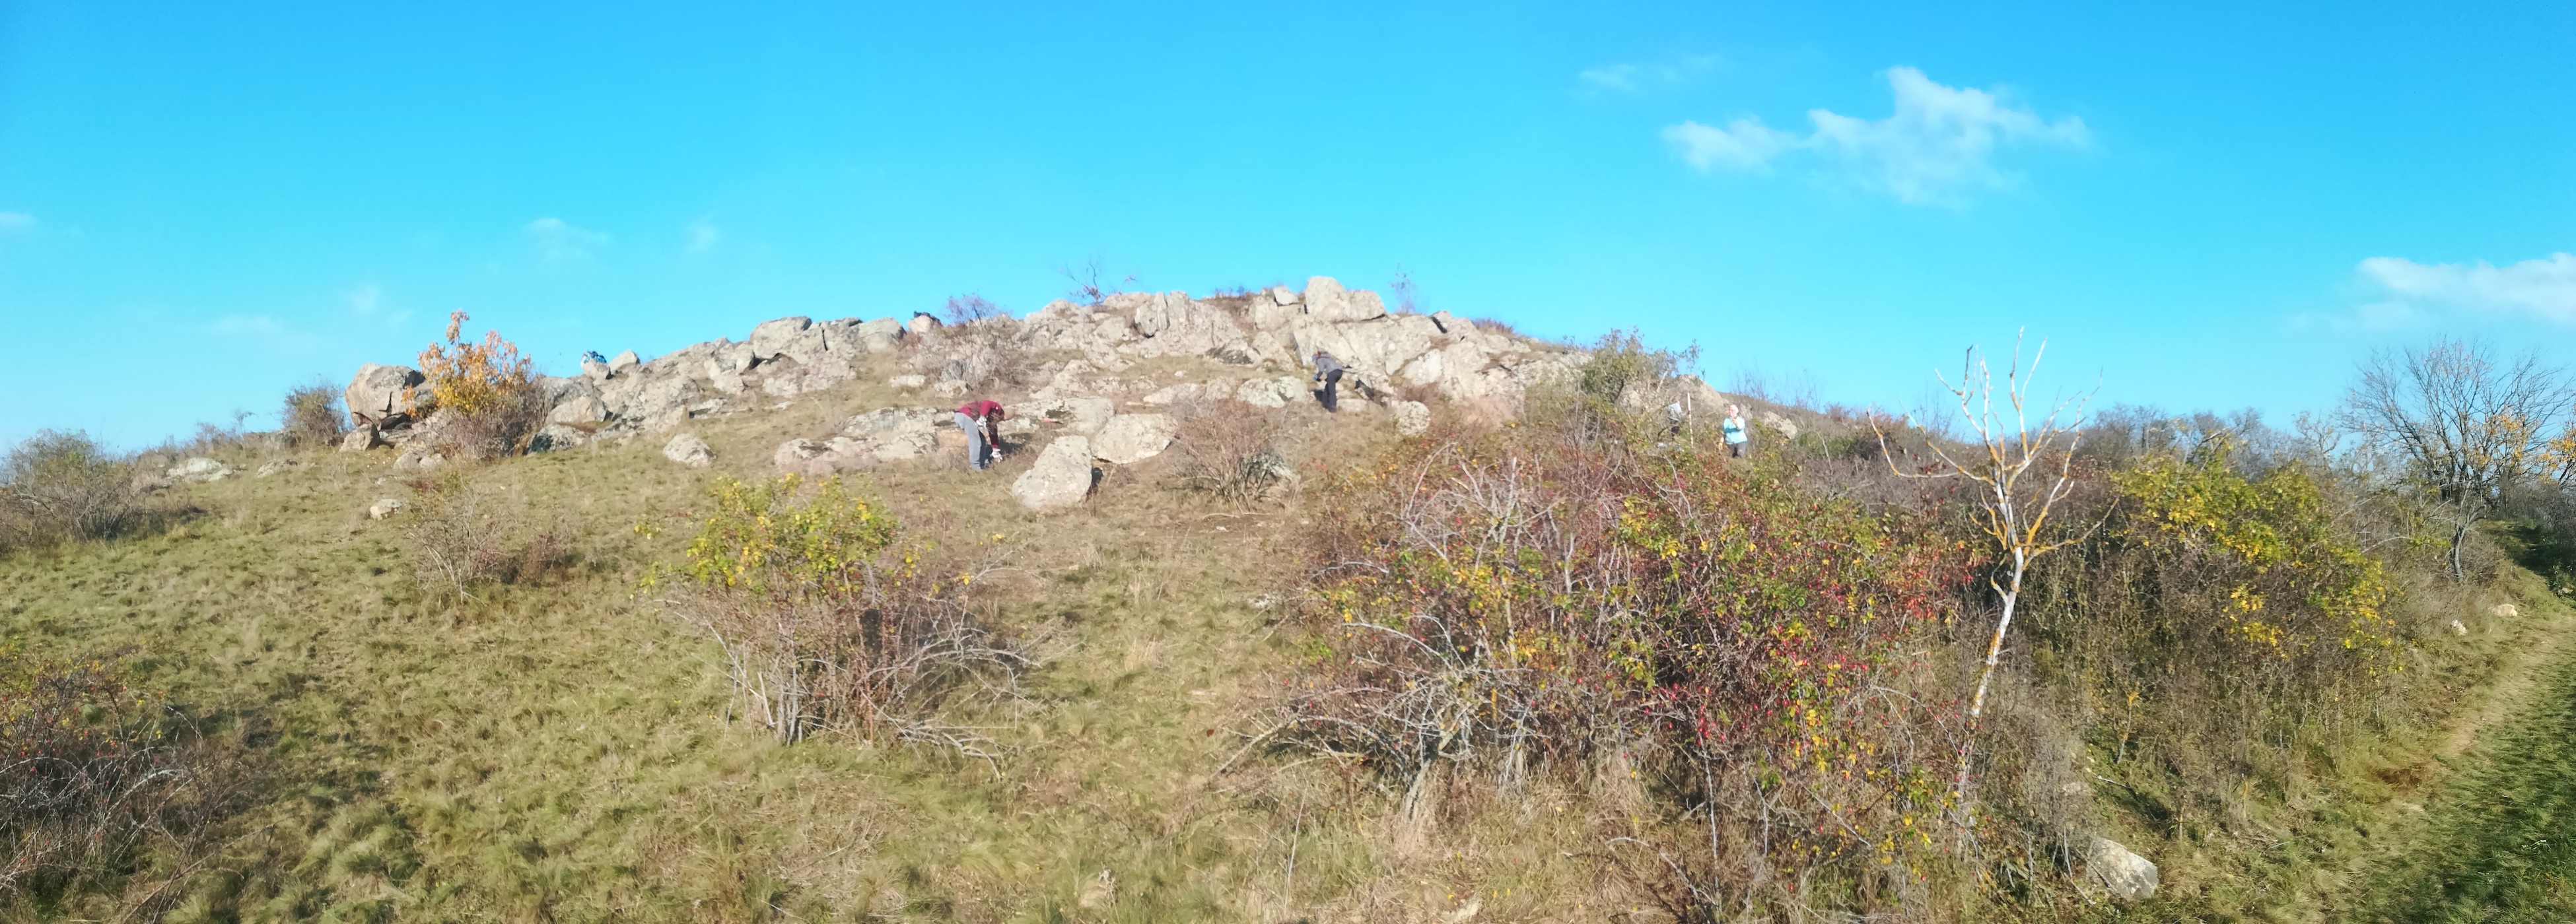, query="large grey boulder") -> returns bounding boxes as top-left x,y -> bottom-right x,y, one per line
1131,292 -> 1251,359
1092,413 -> 1176,465
749,316 -> 812,360
662,434 -> 713,468
548,394 -> 607,425
2088,838 -> 2157,901
344,364 -> 425,426
852,317 -> 907,352
339,426 -> 384,453
1302,277 -> 1387,323
1011,436 -> 1097,510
